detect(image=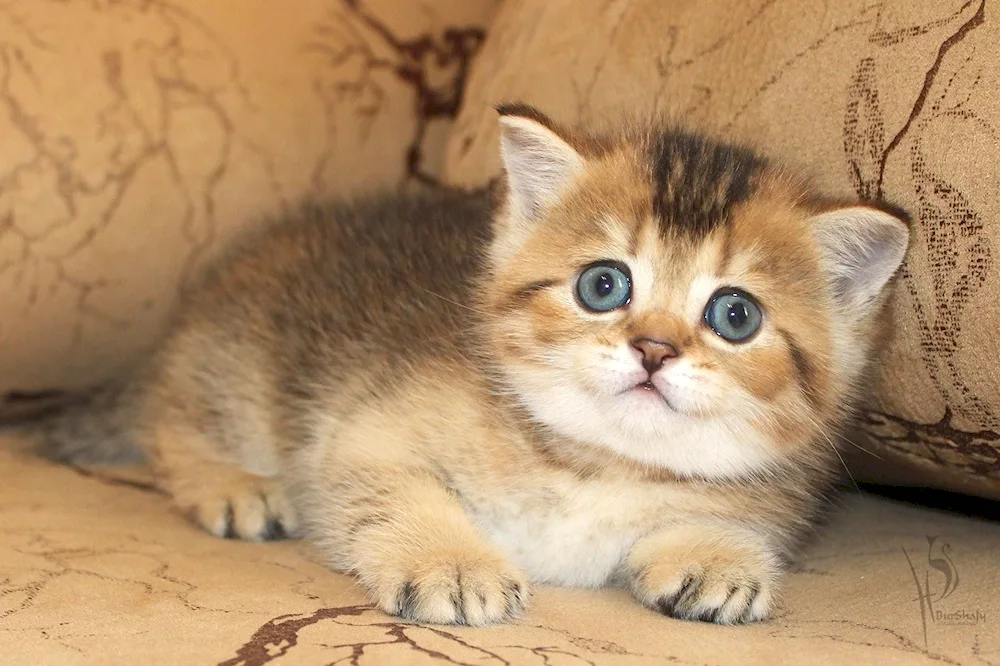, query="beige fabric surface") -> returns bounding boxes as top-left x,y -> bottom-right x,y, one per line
1,434 -> 997,665
443,0 -> 1000,499
0,0 -> 497,396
